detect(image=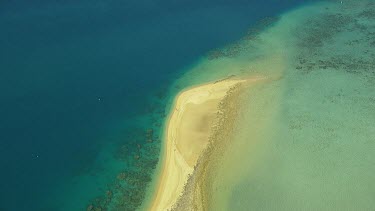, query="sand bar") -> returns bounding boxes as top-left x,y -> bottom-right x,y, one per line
148,79 -> 249,211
